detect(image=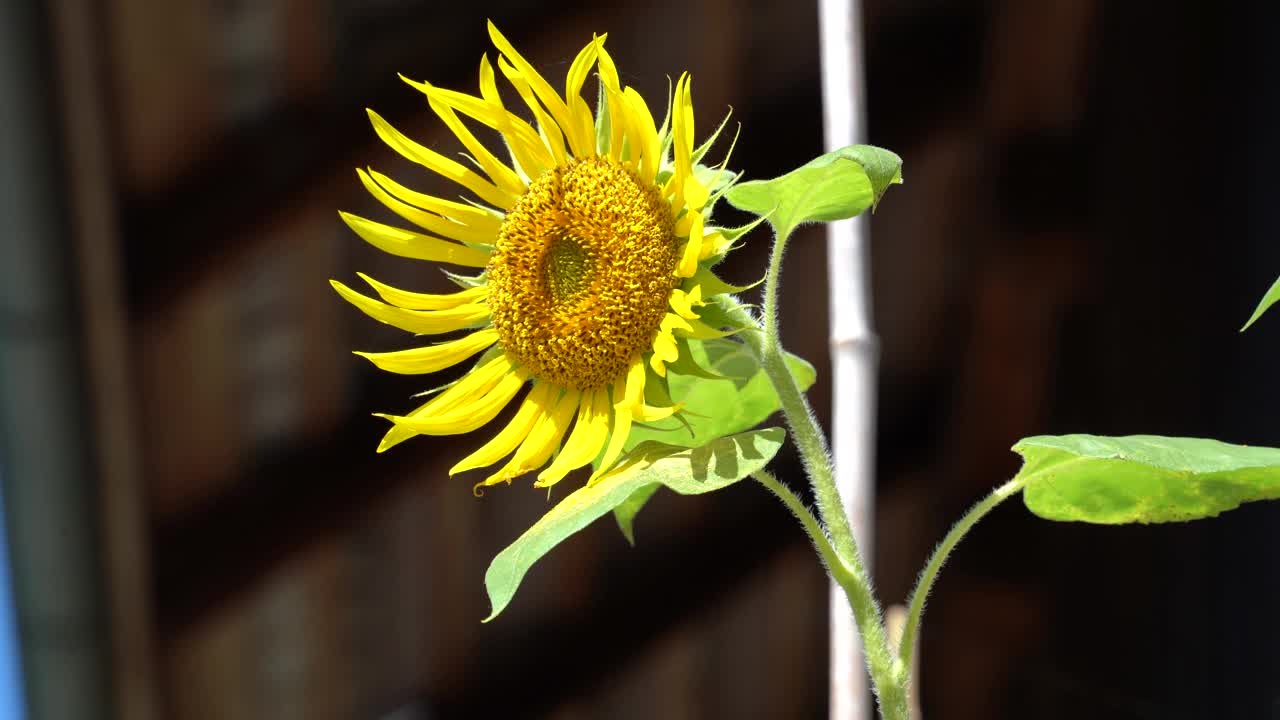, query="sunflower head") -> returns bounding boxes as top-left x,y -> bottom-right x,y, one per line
333,22 -> 745,493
